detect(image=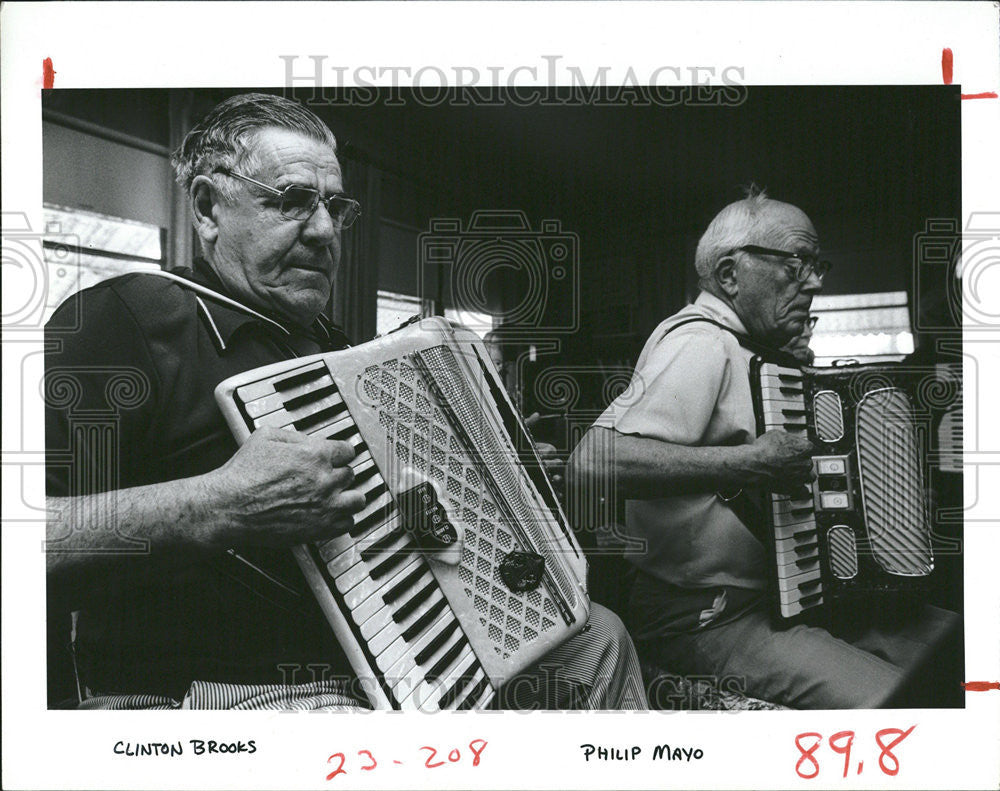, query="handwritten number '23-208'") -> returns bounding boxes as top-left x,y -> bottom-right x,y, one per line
327,740 -> 487,780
